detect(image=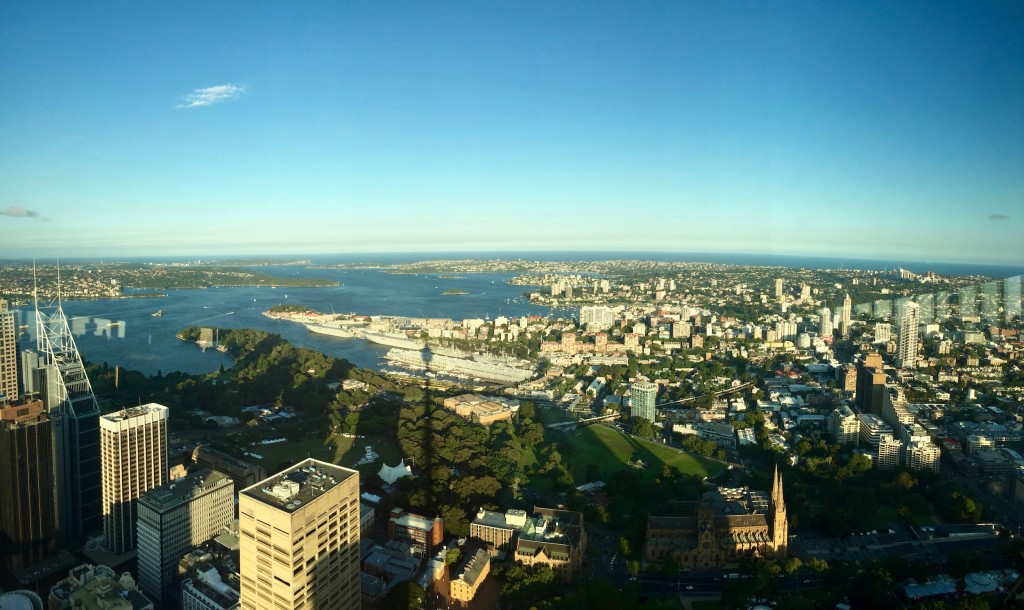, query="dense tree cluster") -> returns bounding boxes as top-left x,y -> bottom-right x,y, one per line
391,398 -> 549,536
